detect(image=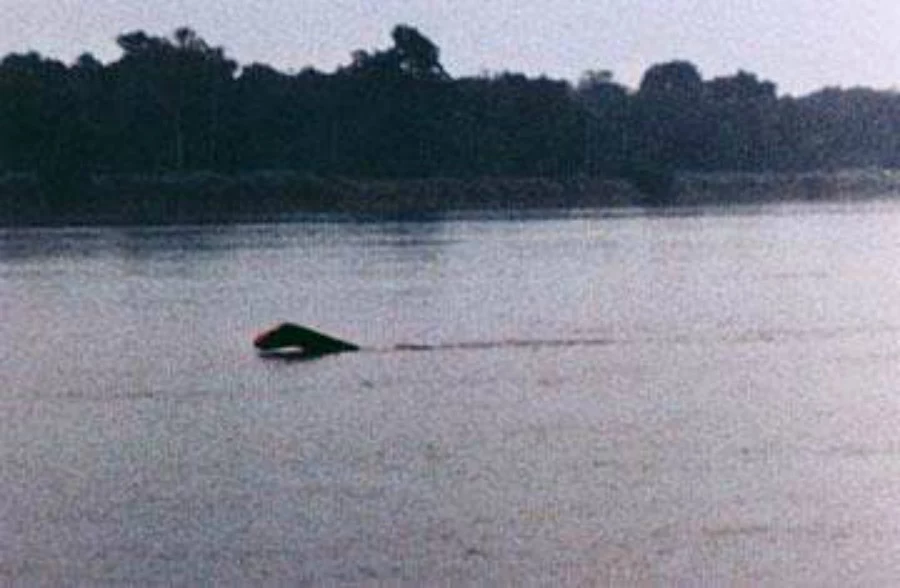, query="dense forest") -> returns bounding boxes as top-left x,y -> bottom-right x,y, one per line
2,25 -> 900,221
